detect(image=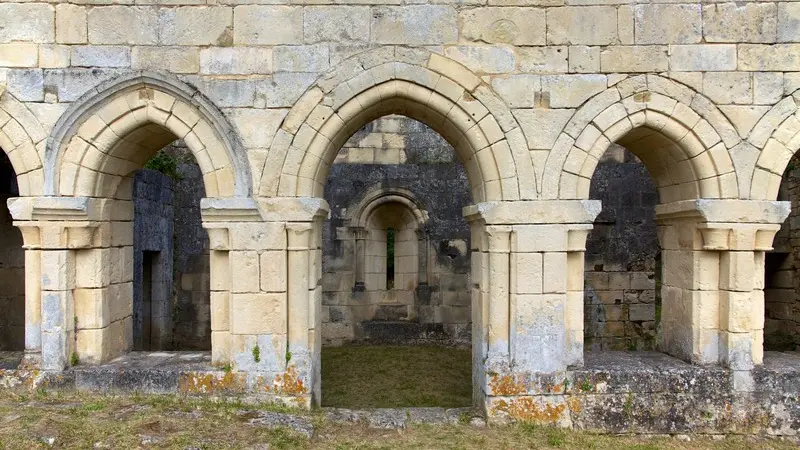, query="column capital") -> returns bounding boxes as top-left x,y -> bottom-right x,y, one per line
201,197 -> 330,224
656,200 -> 790,251
350,226 -> 369,240
287,223 -> 314,250
463,200 -> 601,225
